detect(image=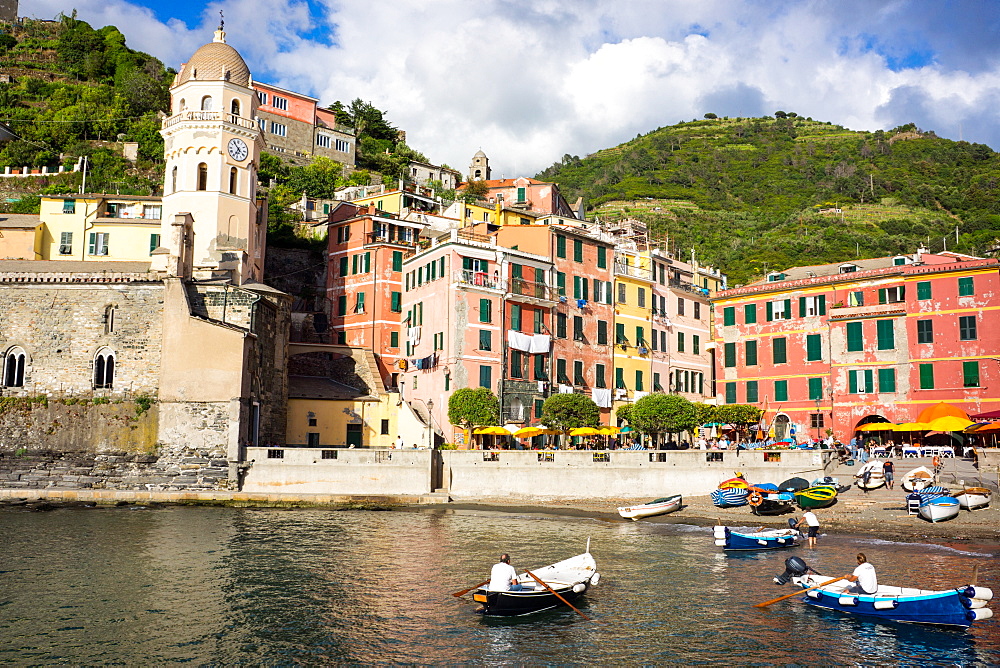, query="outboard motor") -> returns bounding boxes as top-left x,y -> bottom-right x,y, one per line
774,556 -> 811,585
